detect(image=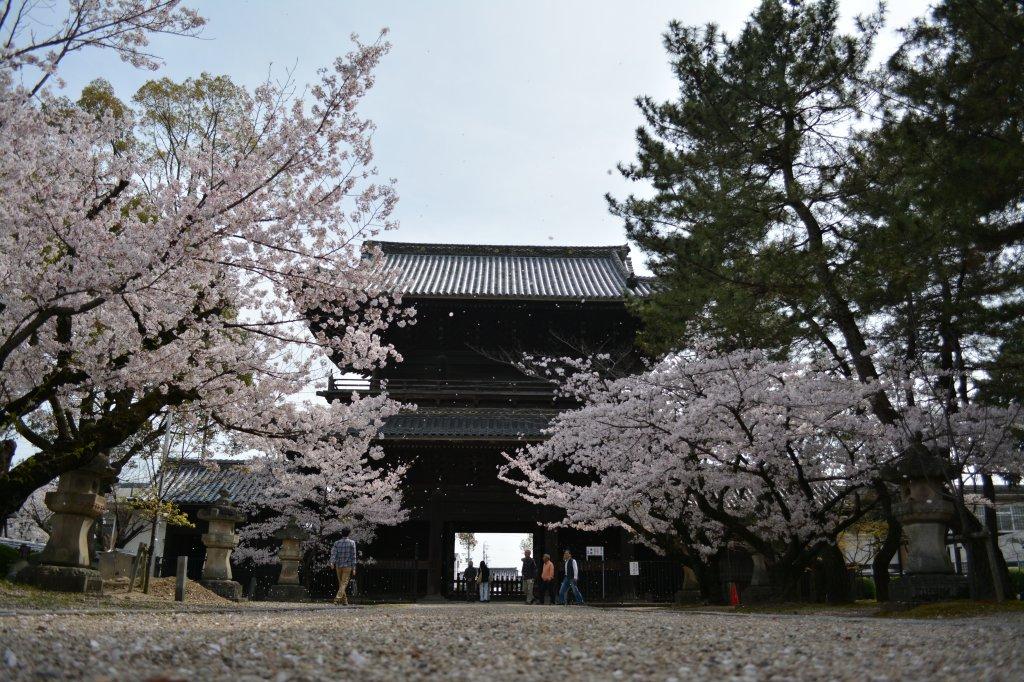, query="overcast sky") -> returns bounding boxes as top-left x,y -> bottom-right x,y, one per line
13,0 -> 942,560
52,0 -> 934,276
